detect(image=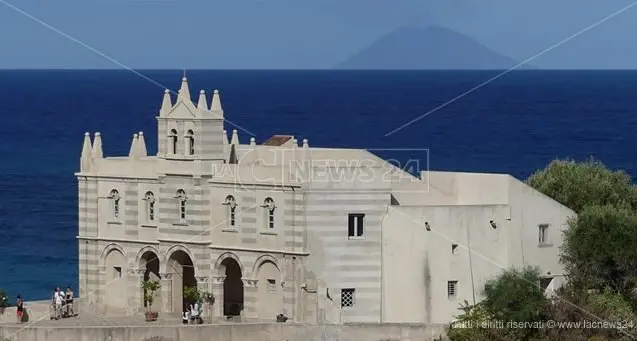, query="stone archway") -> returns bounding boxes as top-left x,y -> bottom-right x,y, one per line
139,250 -> 161,310
255,260 -> 283,319
167,250 -> 196,313
220,258 -> 244,316
103,248 -> 127,313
